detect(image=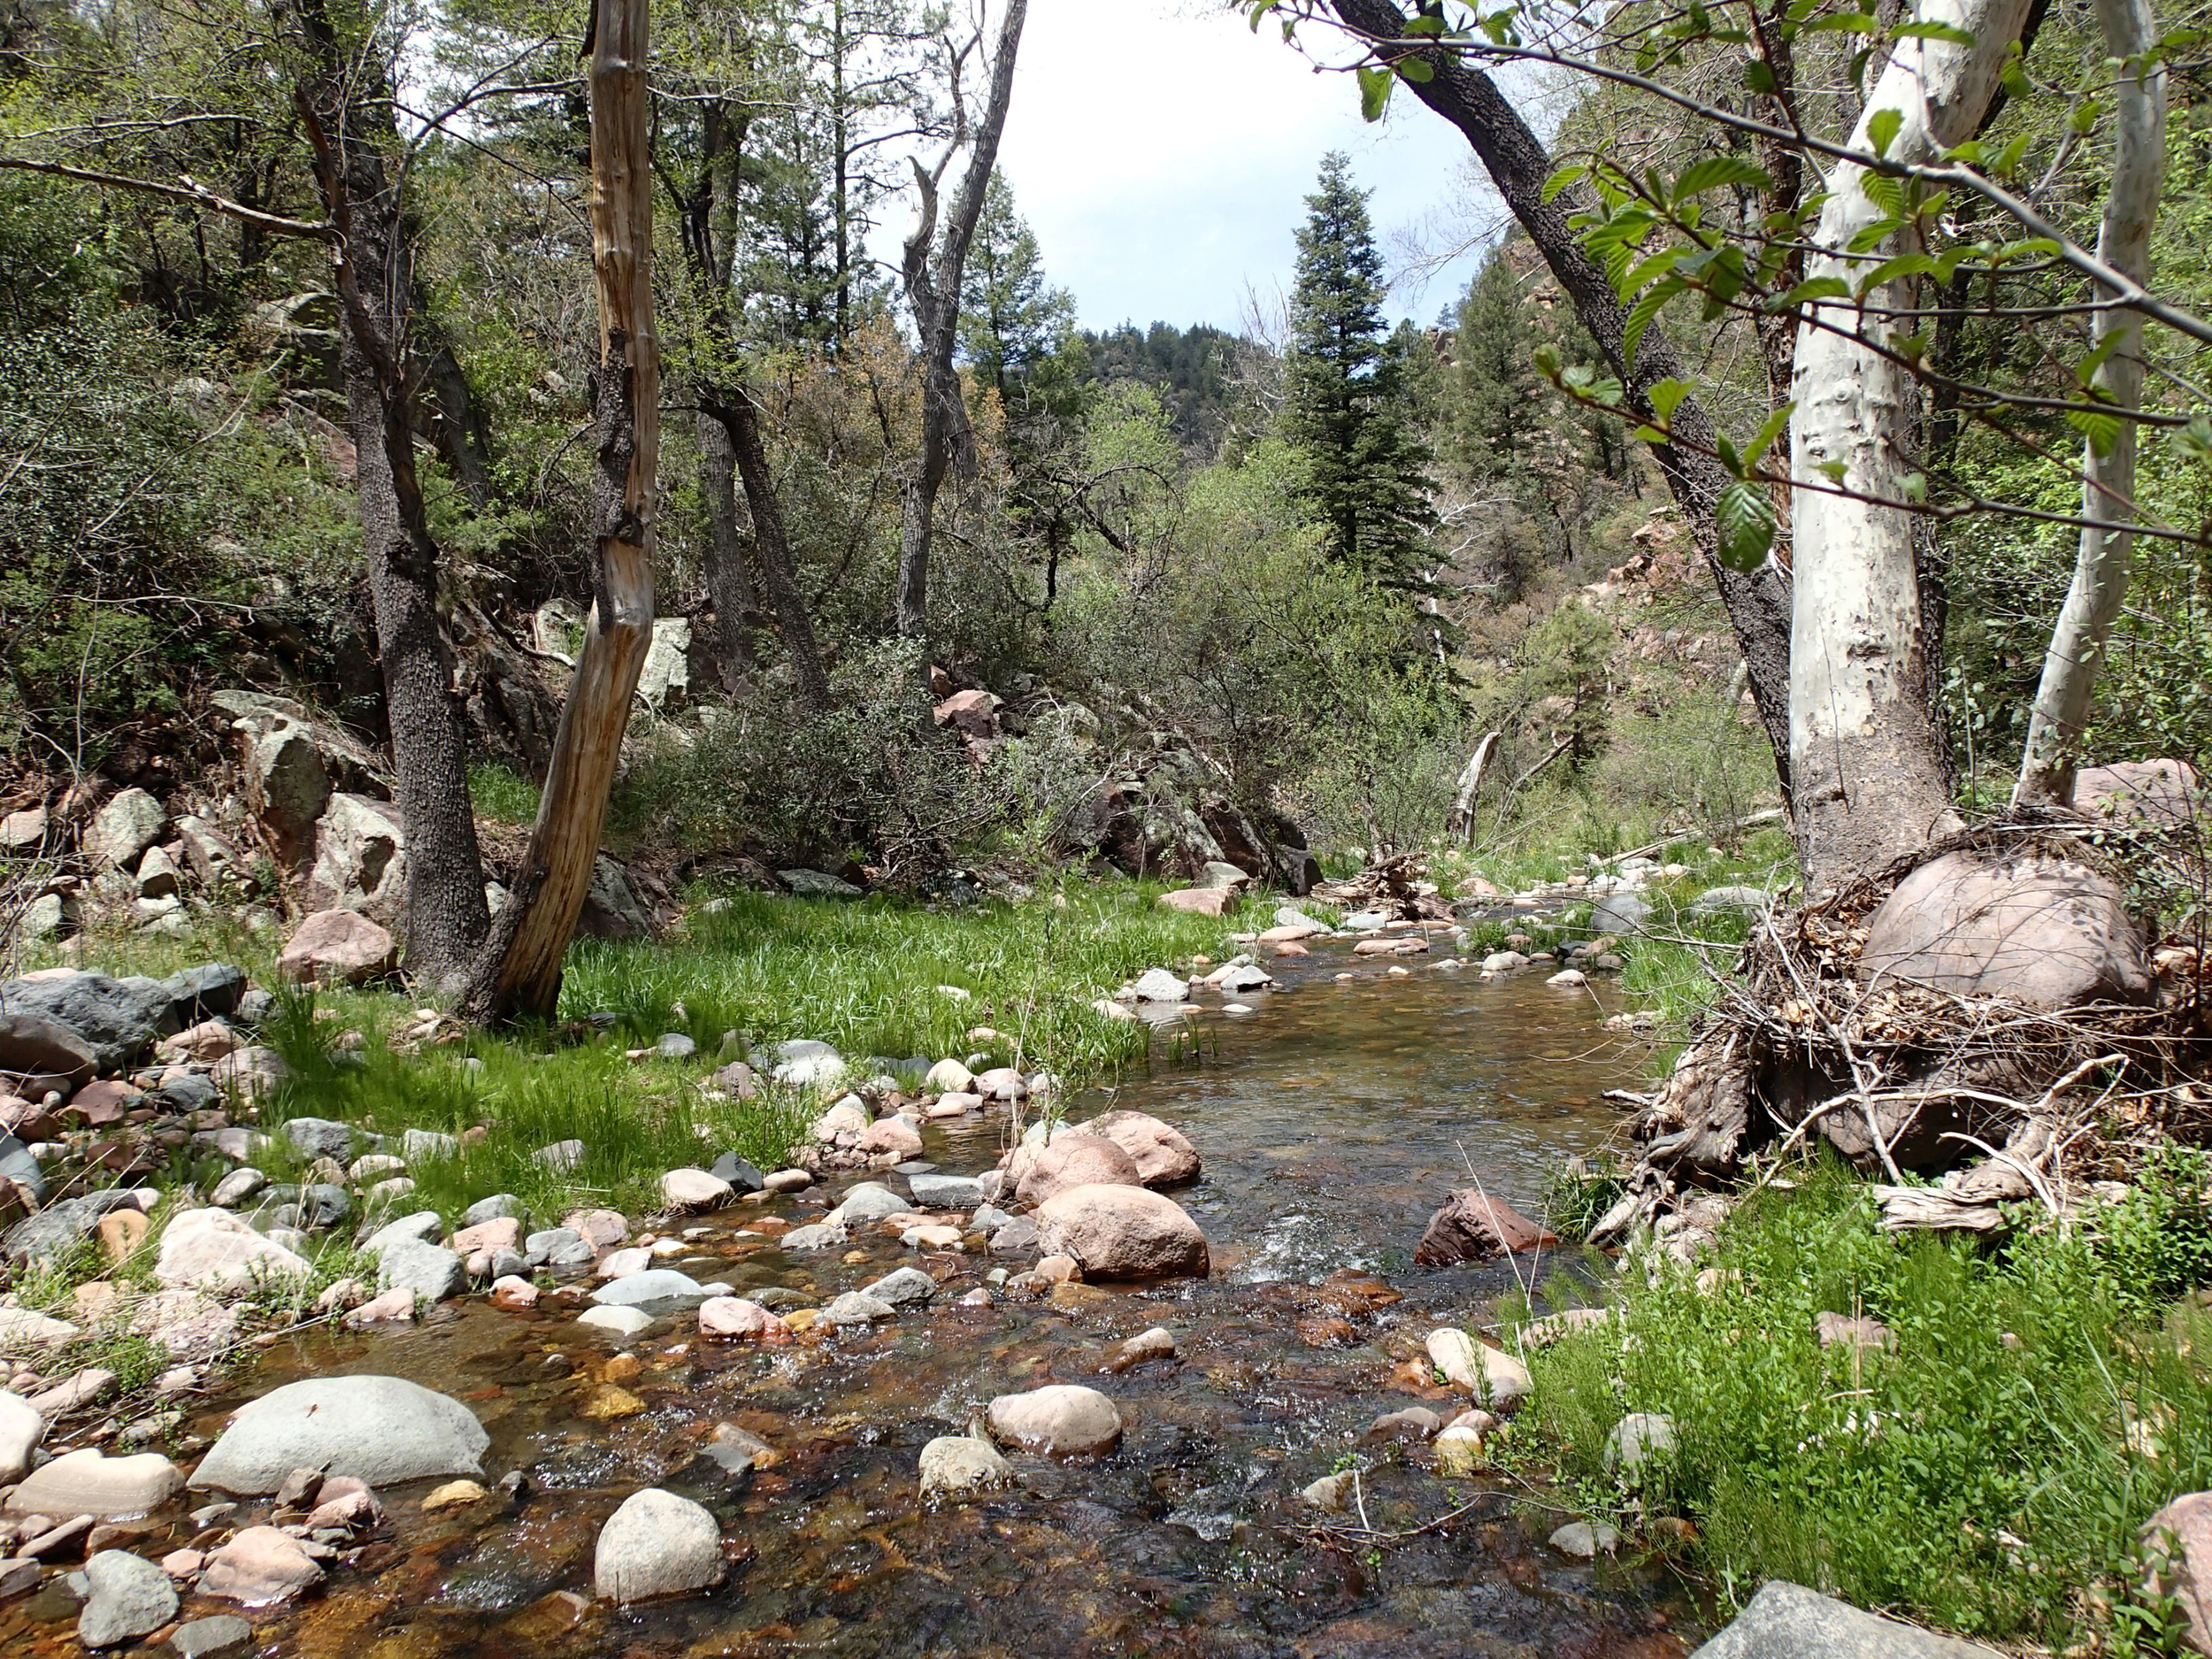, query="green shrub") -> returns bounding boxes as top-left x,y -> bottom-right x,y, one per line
1526,1153 -> 2212,1647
